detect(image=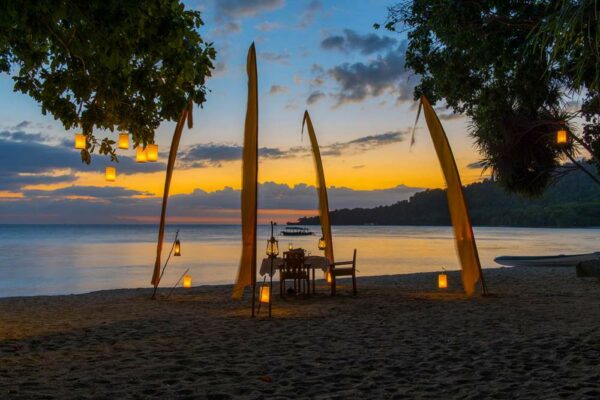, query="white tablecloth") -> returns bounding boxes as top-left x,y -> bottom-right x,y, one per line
259,256 -> 330,277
